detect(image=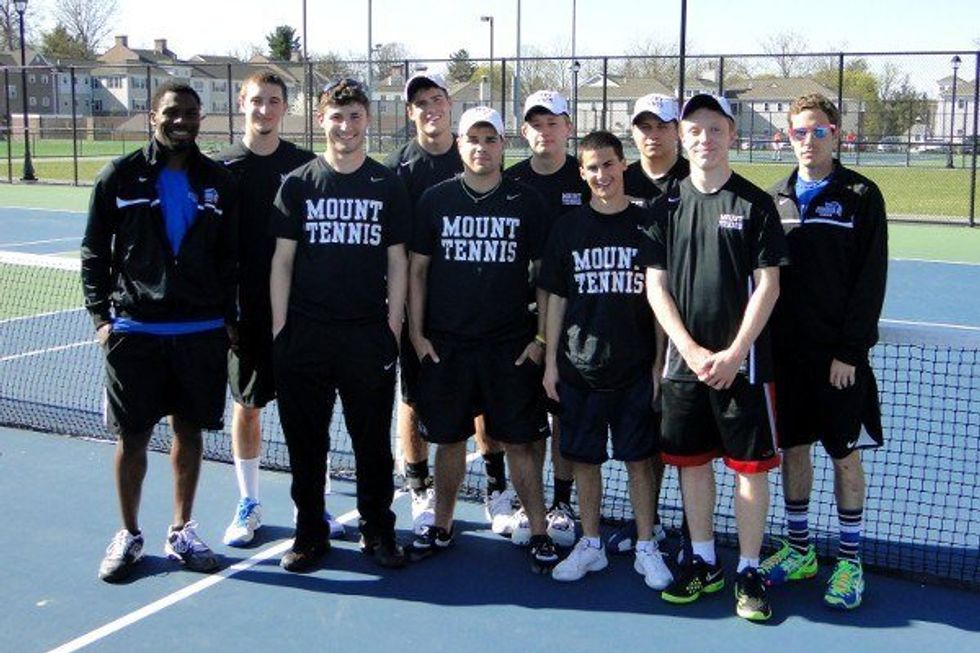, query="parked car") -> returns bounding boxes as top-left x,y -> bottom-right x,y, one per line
876,136 -> 905,152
